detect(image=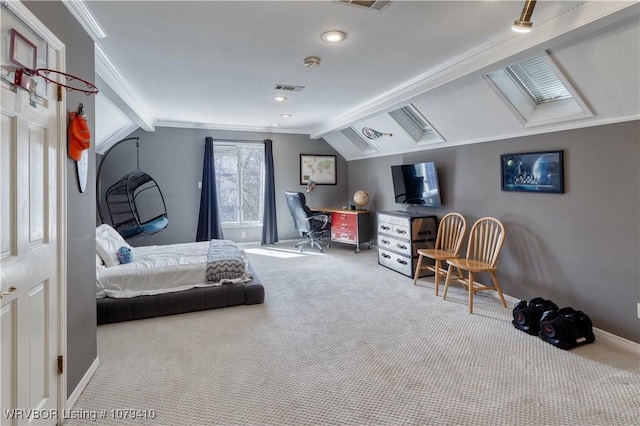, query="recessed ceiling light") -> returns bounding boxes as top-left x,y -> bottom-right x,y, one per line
321,30 -> 347,43
272,96 -> 287,101
271,123 -> 280,127
280,114 -> 292,118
